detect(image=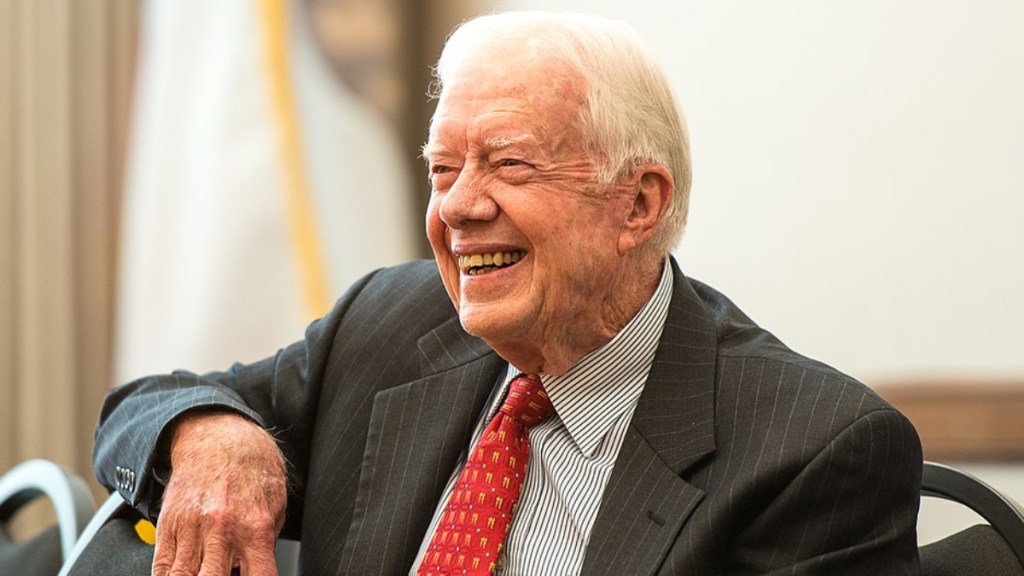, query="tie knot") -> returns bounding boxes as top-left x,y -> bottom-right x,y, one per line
501,374 -> 554,428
